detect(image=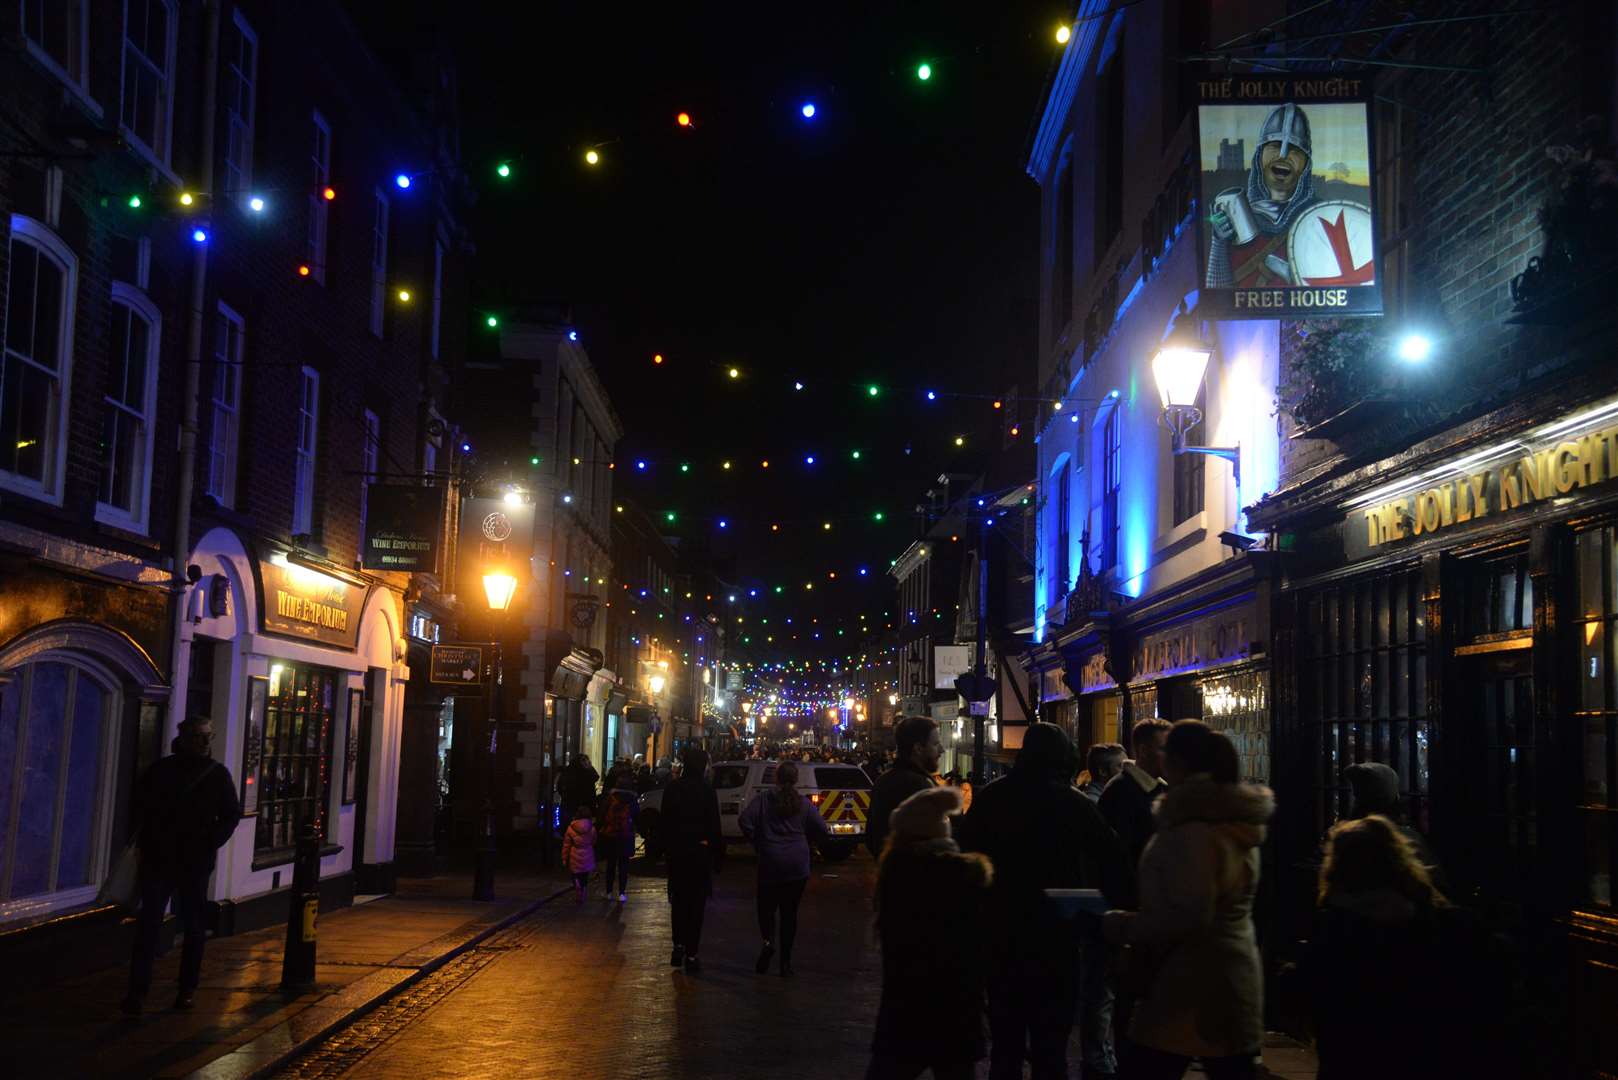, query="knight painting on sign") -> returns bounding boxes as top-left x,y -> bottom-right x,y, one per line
1197,76 -> 1381,318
